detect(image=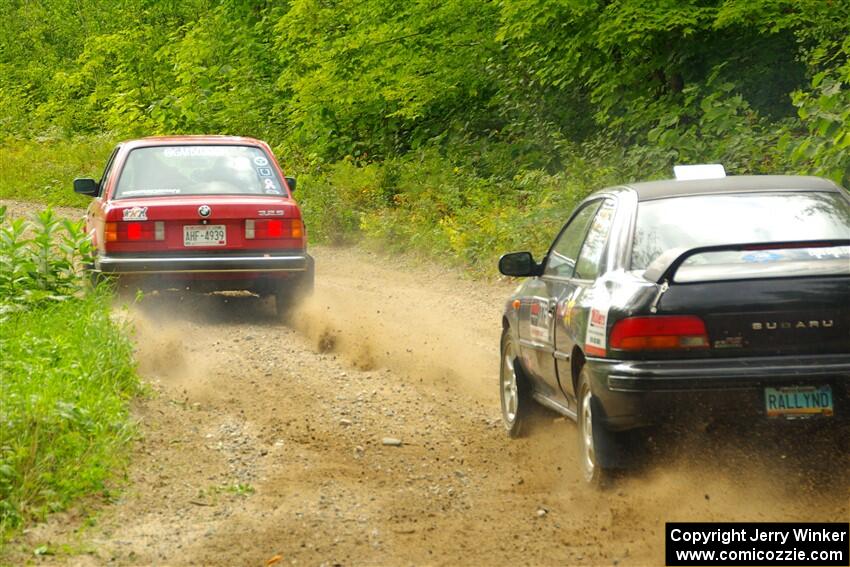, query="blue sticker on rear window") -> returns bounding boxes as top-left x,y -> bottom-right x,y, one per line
741,251 -> 784,263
